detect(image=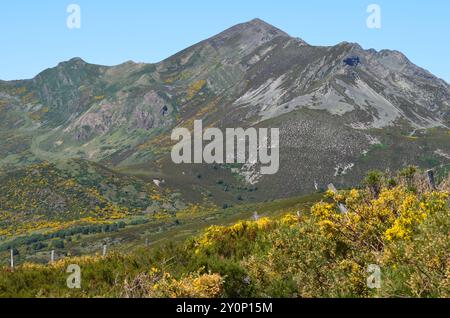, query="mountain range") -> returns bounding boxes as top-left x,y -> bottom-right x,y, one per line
0,18 -> 449,202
